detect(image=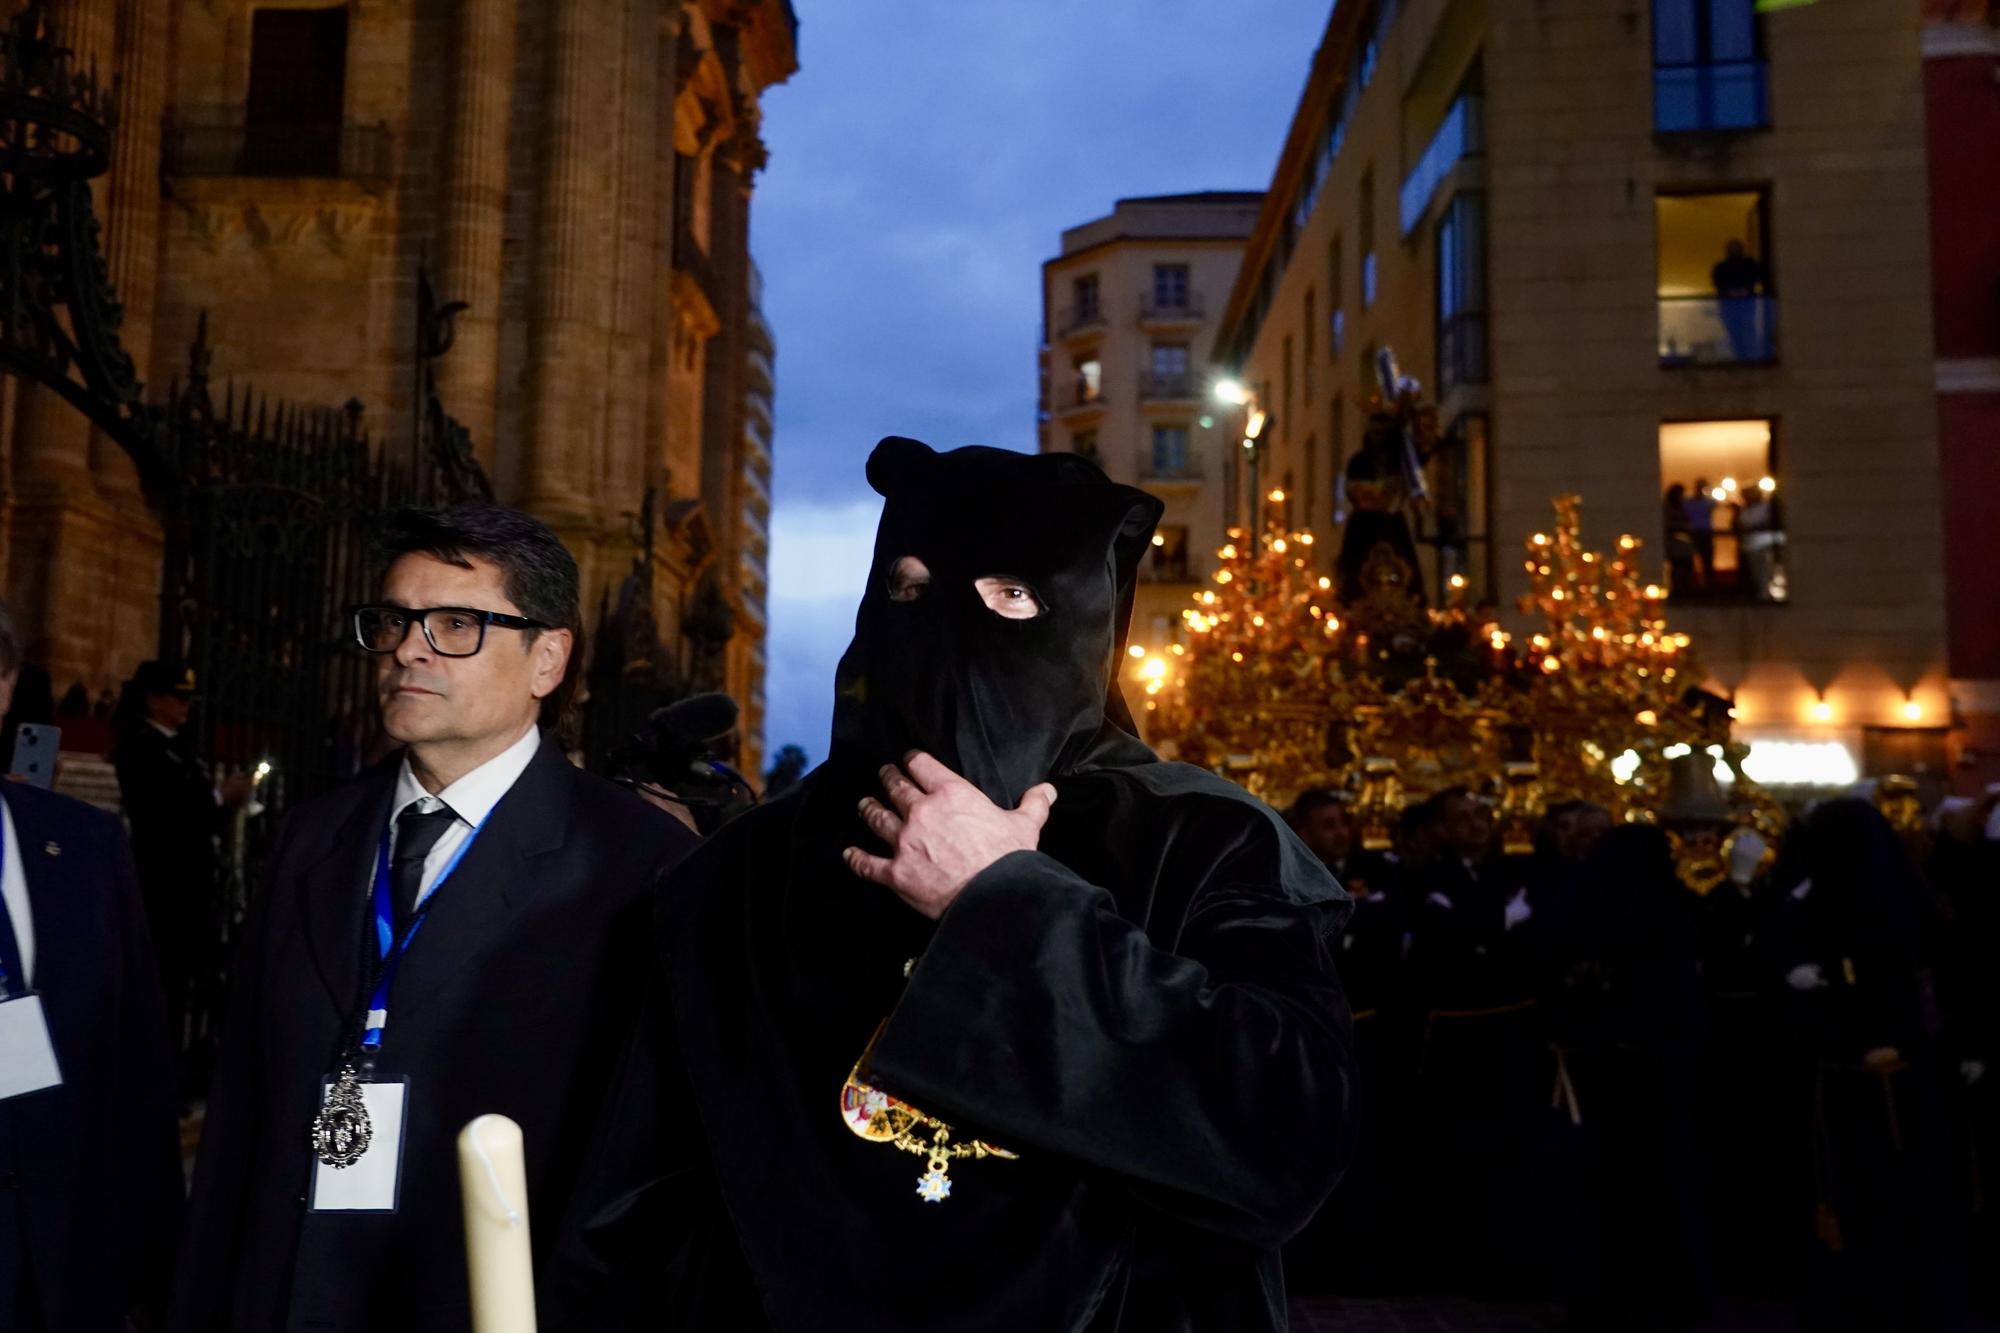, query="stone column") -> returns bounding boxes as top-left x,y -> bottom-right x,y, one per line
699,87 -> 760,589
434,0 -> 515,466
644,8 -> 681,497
518,0 -> 609,519
601,0 -> 657,521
